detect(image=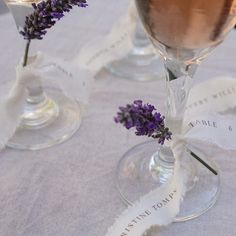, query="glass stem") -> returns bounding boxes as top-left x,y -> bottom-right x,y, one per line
133,20 -> 150,48
158,58 -> 198,163
131,19 -> 154,56
165,59 -> 198,134
22,42 -> 46,109
22,82 -> 59,129
150,59 -> 198,183
21,51 -> 59,129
